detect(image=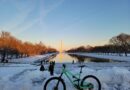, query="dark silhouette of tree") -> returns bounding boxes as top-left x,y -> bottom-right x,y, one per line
67,33 -> 130,57
67,45 -> 93,53
110,33 -> 130,56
